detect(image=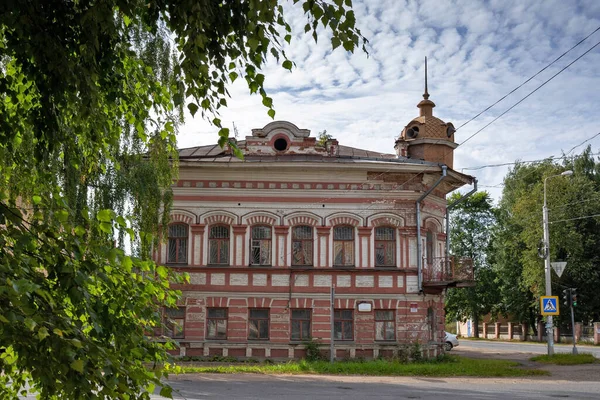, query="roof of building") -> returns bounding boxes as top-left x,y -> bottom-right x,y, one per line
177,141 -> 442,167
